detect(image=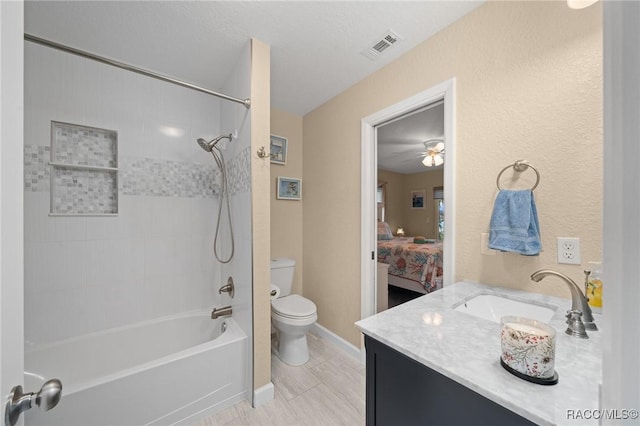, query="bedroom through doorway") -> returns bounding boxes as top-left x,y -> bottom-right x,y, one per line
375,100 -> 445,311
360,78 -> 456,322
